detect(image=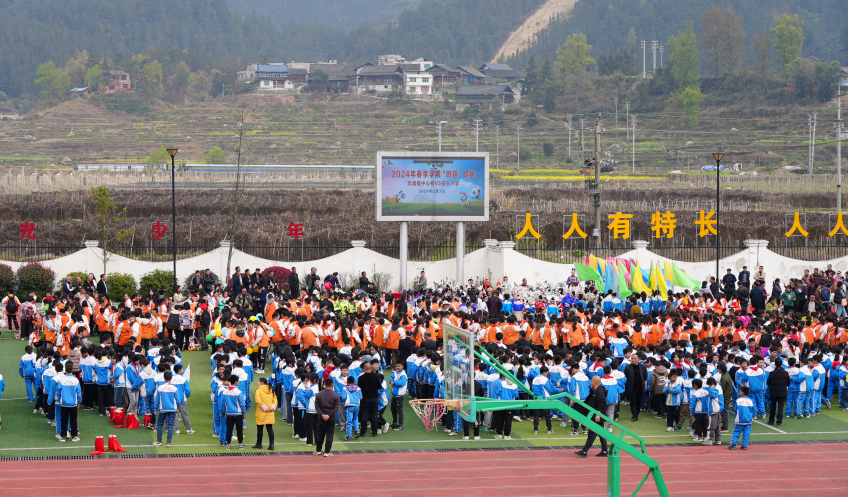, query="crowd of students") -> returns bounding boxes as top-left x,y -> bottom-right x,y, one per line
5,263 -> 848,454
